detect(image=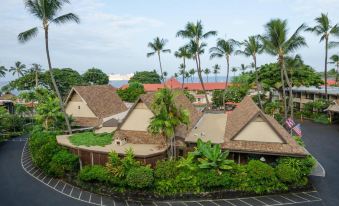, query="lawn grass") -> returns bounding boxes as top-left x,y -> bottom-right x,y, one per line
69,132 -> 113,147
